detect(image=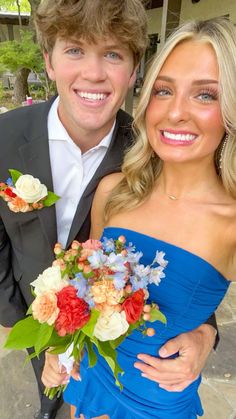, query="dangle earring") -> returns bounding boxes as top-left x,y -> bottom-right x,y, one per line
218,133 -> 228,171
151,149 -> 156,159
